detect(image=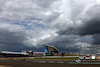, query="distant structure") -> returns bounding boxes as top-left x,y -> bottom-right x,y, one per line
46,45 -> 59,56
0,51 -> 29,57
0,45 -> 59,57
